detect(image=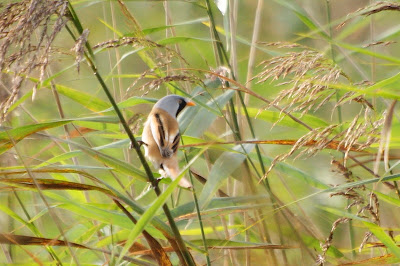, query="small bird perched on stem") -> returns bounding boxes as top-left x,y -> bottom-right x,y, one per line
141,95 -> 195,188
